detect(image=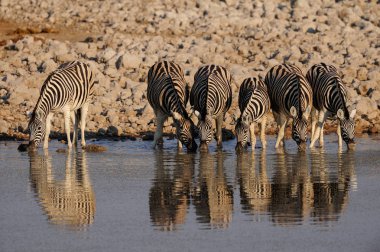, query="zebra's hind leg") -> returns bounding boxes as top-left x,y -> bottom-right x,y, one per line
153,111 -> 167,149
249,123 -> 256,151
43,113 -> 53,149
215,115 -> 223,149
260,115 -> 267,149
71,111 -> 80,147
80,104 -> 88,148
310,110 -> 326,148
63,107 -> 72,149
